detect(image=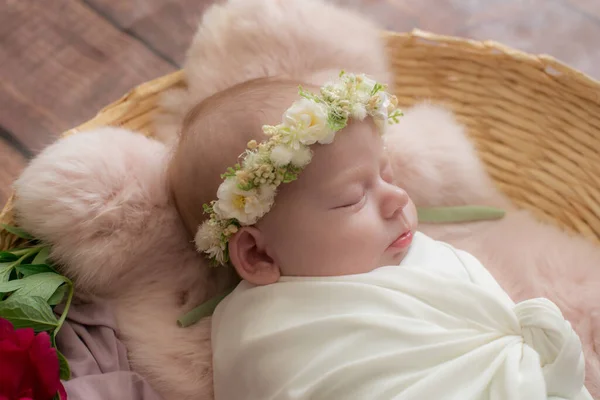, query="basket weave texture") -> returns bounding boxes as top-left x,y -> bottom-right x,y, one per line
1,29 -> 599,250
